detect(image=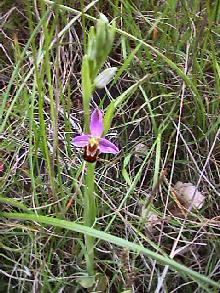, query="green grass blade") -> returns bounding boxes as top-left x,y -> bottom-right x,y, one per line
1,212 -> 220,290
